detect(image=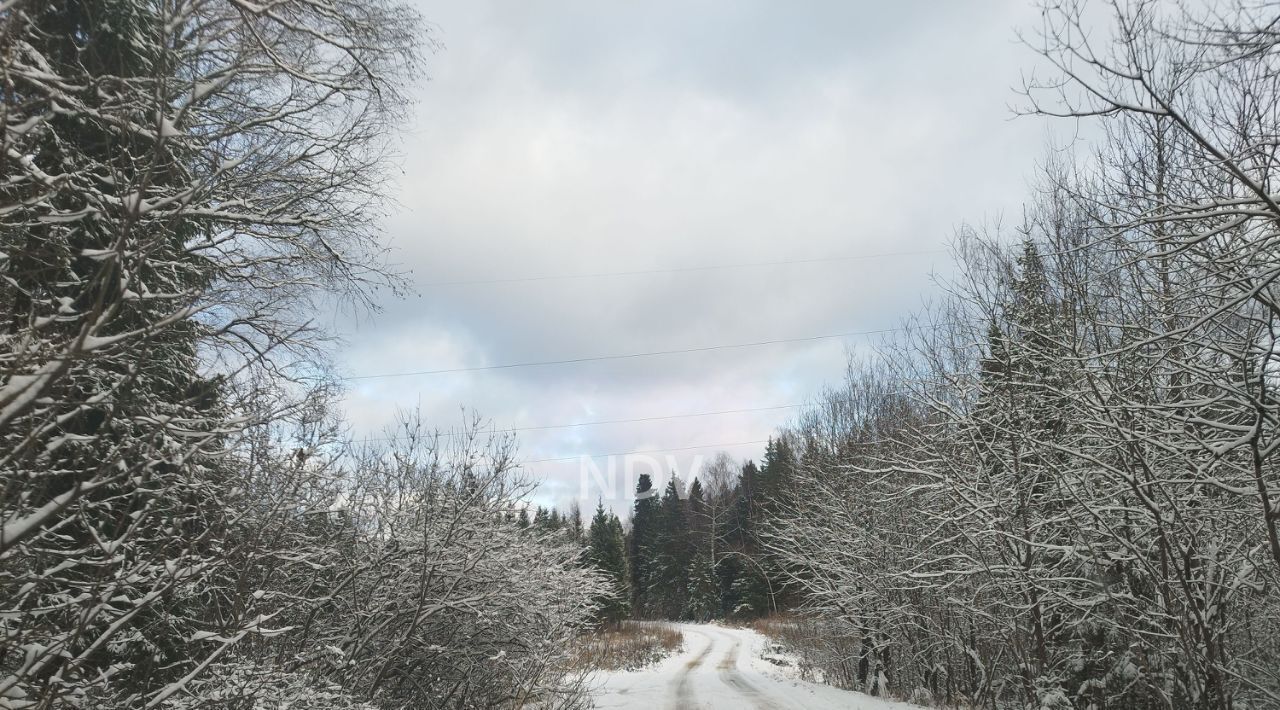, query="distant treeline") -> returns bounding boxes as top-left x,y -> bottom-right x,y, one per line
531,439 -> 800,627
